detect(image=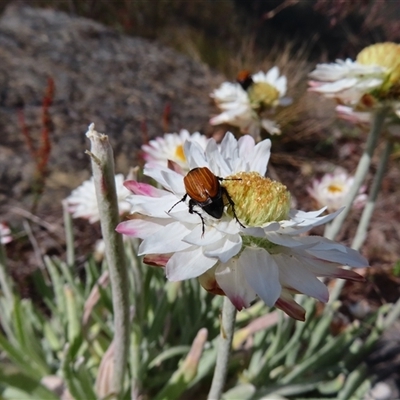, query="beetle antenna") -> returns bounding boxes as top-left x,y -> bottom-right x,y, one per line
168,194 -> 187,213
217,176 -> 242,182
